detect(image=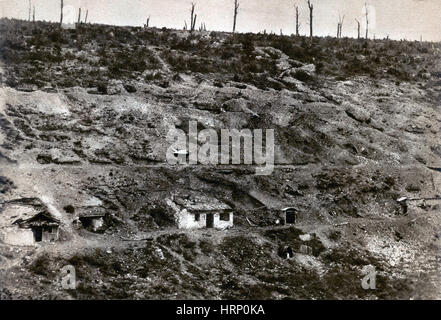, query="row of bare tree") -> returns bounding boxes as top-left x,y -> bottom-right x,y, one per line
181,1 -> 310,36
59,0 -> 88,25
35,0 -> 371,40
295,1 -> 370,40
293,1 -> 313,39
